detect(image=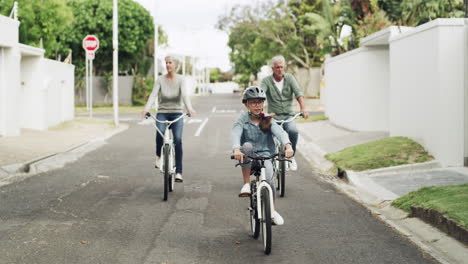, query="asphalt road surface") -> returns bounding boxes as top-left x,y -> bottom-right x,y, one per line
0,94 -> 436,264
